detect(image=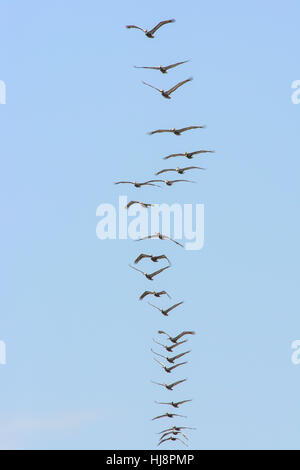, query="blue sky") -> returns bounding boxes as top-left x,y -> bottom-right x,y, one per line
0,0 -> 300,450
